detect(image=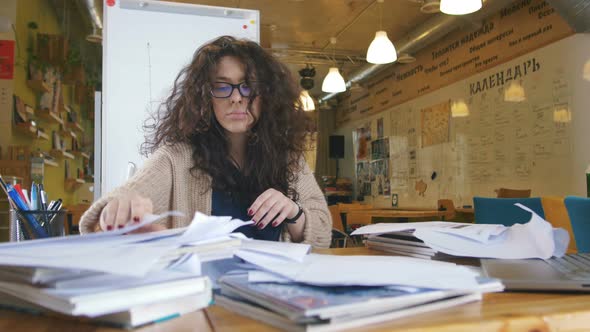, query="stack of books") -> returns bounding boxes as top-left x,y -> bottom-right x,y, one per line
0,271 -> 211,328
216,273 -> 502,332
365,232 -> 451,260
0,212 -> 251,328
